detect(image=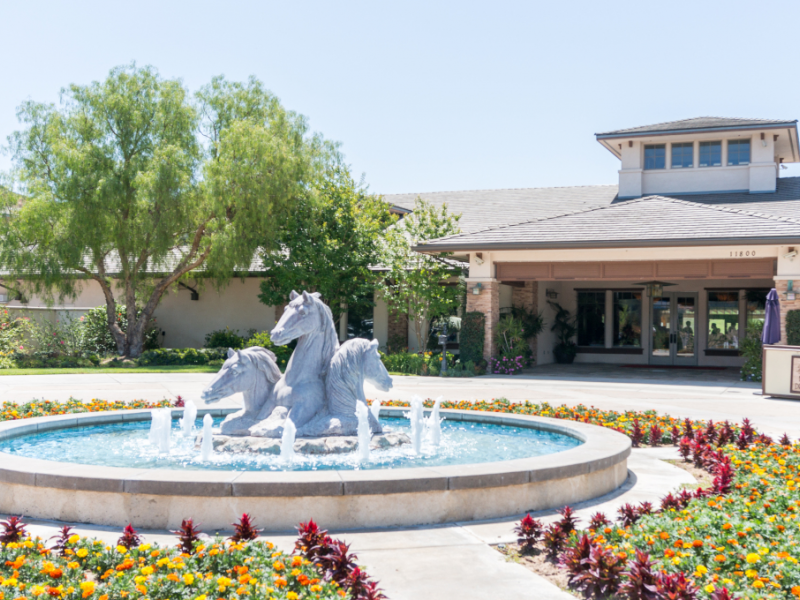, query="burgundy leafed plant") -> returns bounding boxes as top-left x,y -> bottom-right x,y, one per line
588,512 -> 610,530
735,430 -> 750,450
230,513 -> 262,542
346,566 -> 386,600
570,543 -> 625,598
560,534 -> 593,582
660,493 -> 681,512
648,423 -> 662,447
630,420 -> 644,448
703,420 -> 717,444
677,489 -> 694,508
709,587 -> 736,600
755,433 -> 773,446
692,442 -> 708,468
0,516 -> 27,544
654,571 -> 698,599
172,519 -> 202,554
740,418 -> 755,442
636,502 -> 653,518
780,432 -> 792,446
542,523 -> 567,558
558,505 -> 579,534
617,504 -> 640,528
617,549 -> 658,600
174,395 -> 185,407
717,421 -> 734,446
712,460 -> 735,495
317,540 -> 359,586
117,524 -> 142,550
670,424 -> 682,445
514,514 -> 544,553
295,519 -> 333,560
678,437 -> 692,462
682,417 -> 694,440
49,526 -> 75,557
